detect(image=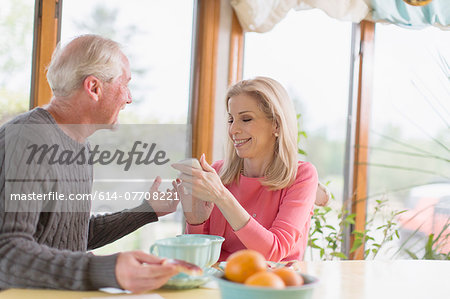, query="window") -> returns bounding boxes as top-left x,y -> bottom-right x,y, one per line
0,0 -> 34,125
61,0 -> 193,125
368,24 -> 450,258
60,0 -> 195,254
243,9 -> 352,260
